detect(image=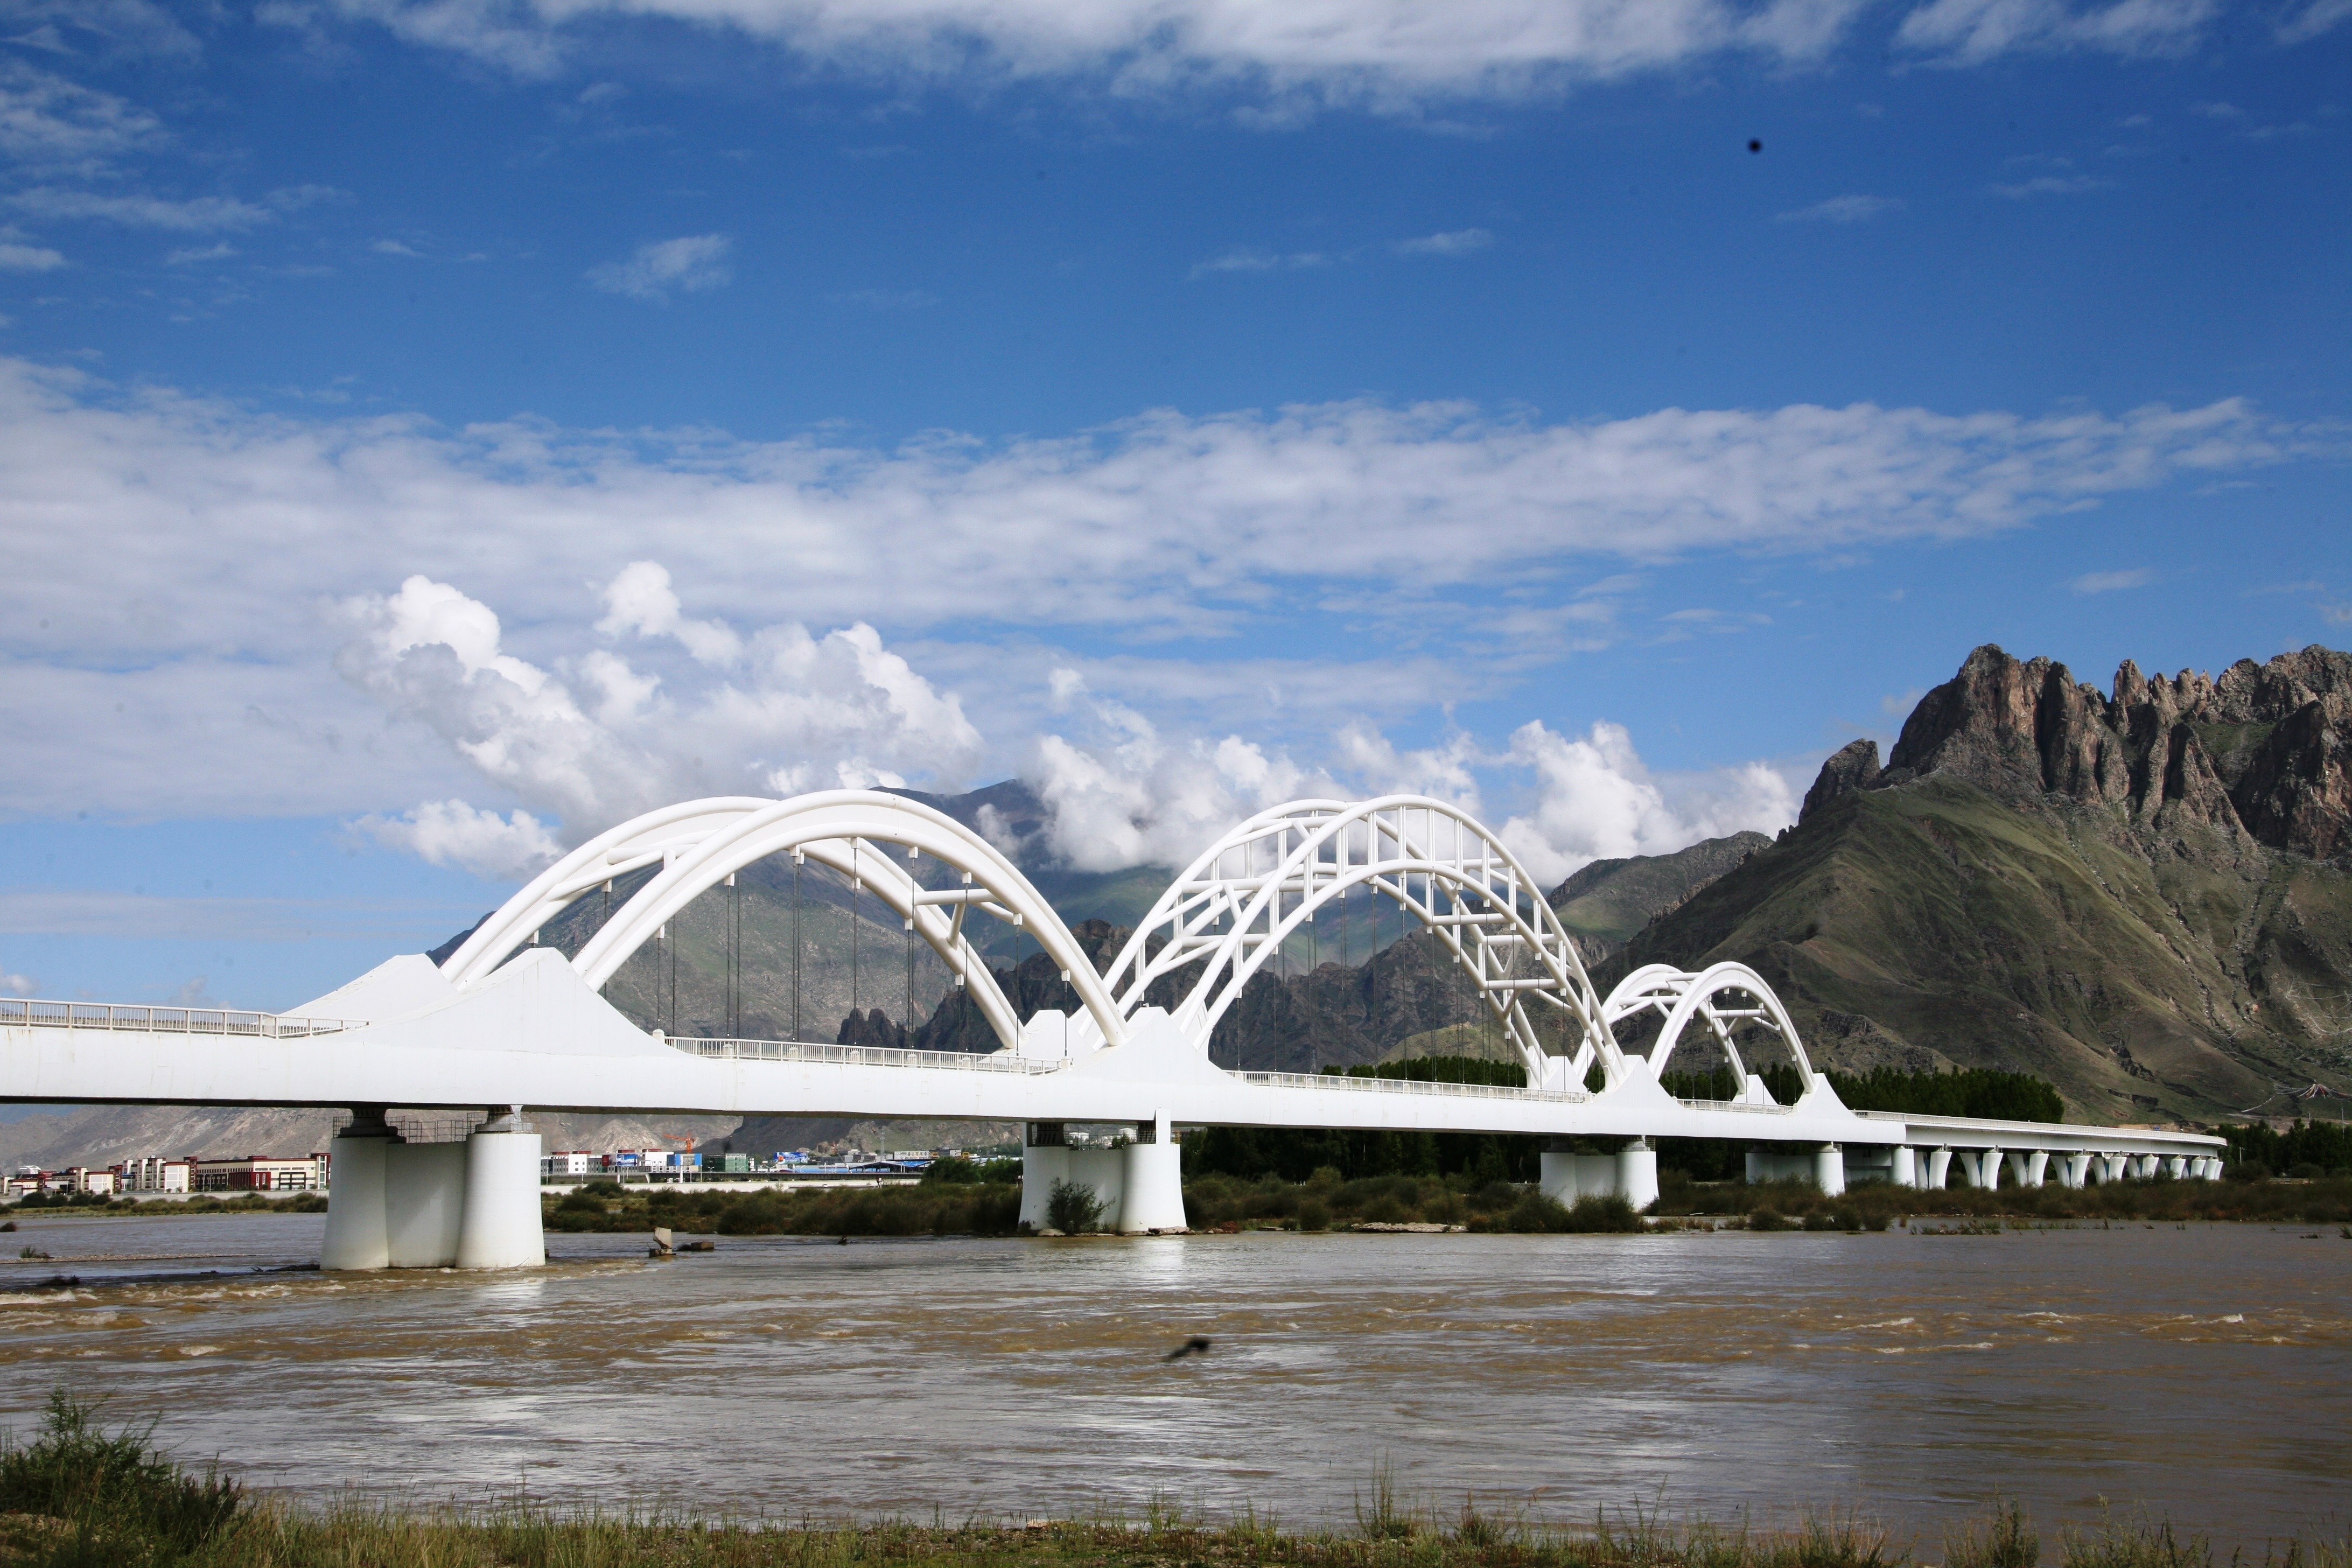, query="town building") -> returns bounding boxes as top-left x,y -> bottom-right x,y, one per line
192,1153 -> 331,1192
